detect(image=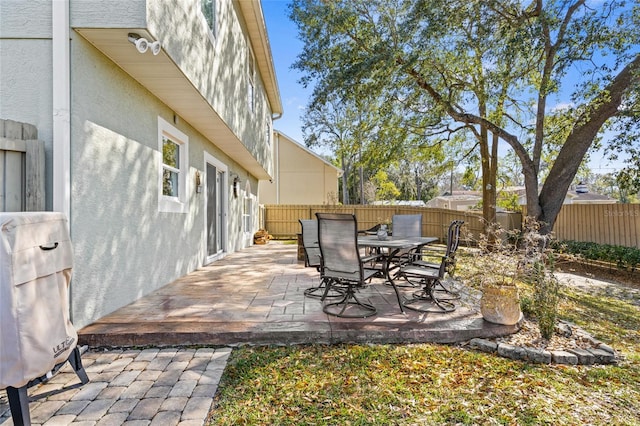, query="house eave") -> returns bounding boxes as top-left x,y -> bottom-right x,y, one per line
75,27 -> 272,180
236,0 -> 283,116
